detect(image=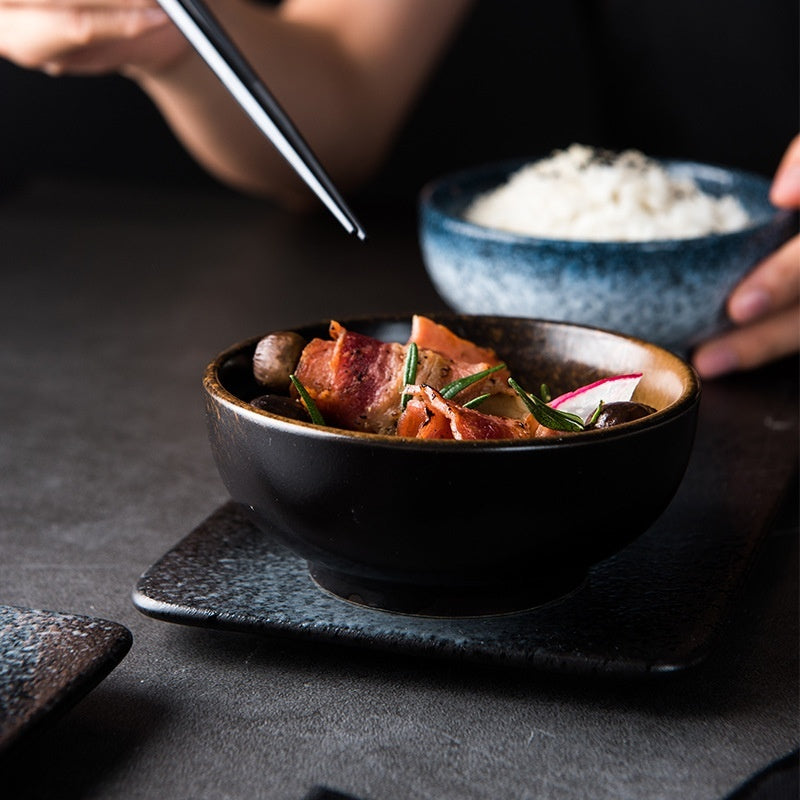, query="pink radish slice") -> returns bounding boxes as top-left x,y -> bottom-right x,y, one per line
550,373 -> 643,421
